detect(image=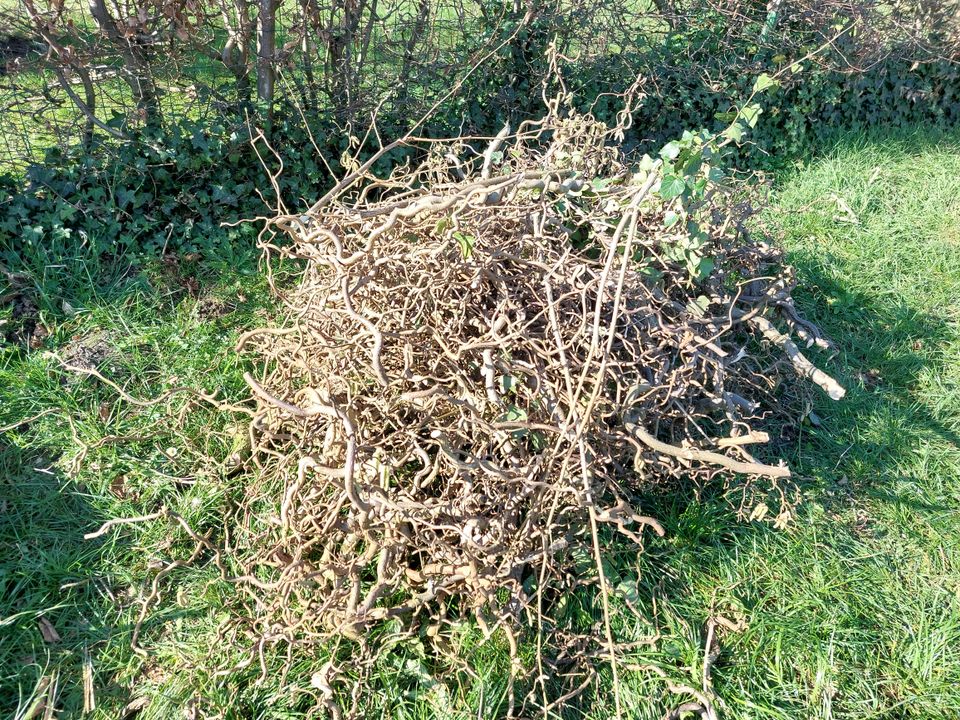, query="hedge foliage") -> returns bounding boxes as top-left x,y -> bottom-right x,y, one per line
2,1 -> 957,270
